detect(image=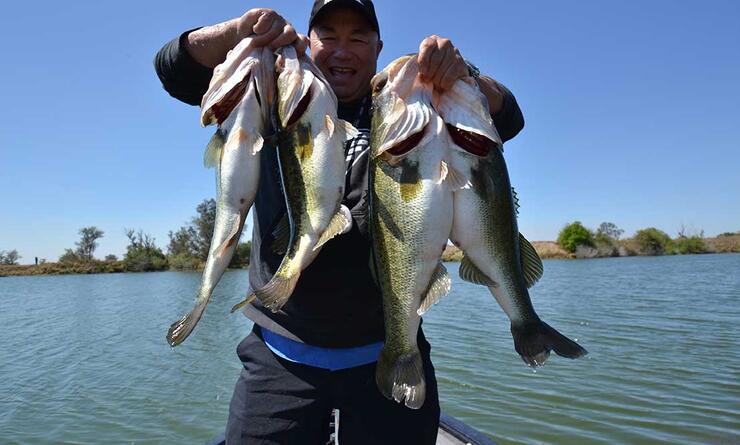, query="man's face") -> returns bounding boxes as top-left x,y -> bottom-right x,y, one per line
309,8 -> 383,103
